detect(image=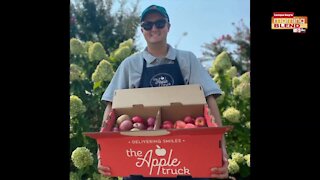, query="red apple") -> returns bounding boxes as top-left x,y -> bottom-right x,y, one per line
133,122 -> 146,130
147,117 -> 156,126
162,123 -> 173,129
195,116 -> 206,127
185,123 -> 196,128
174,120 -> 186,129
119,119 -> 133,131
112,127 -> 119,132
183,115 -> 195,124
162,120 -> 174,129
132,116 -> 144,124
163,120 -> 174,125
117,114 -> 131,125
